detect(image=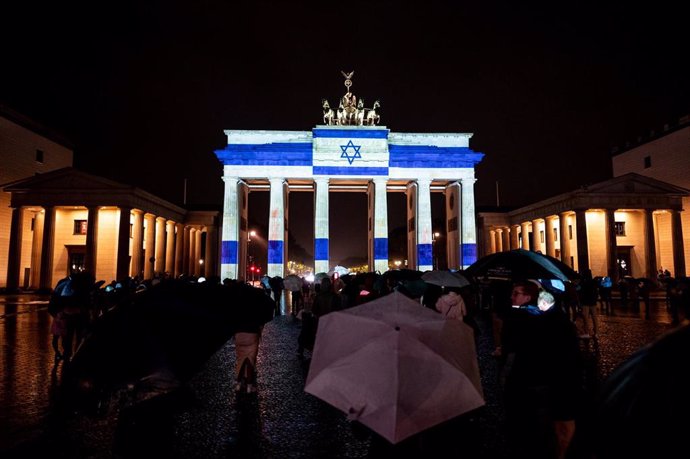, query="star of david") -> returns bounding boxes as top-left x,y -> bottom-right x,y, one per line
340,140 -> 362,165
